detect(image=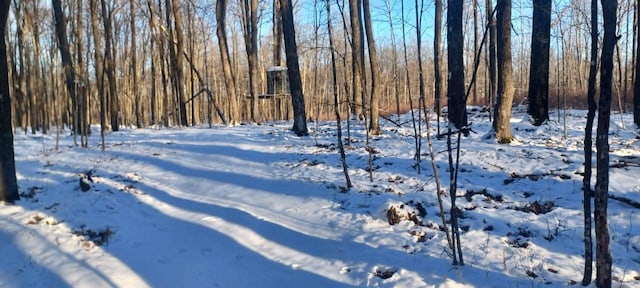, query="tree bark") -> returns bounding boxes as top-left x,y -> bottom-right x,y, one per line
0,0 -> 19,203
148,0 -> 158,126
527,0 -> 552,126
635,0 -> 640,127
170,0 -> 188,126
434,0 -> 443,135
52,0 -> 79,142
279,0 -> 308,136
363,0 -> 380,135
130,0 -> 142,128
473,0 -> 478,105
13,2 -> 30,134
595,1 -> 616,286
76,0 -> 88,147
216,0 -> 239,125
101,0 -> 119,131
326,1 -> 352,189
494,0 -> 514,143
582,0 -> 598,285
447,0 -> 467,130
241,0 -> 259,123
273,0 -> 283,66
349,0 -> 364,118
90,0 -> 106,149
486,0 -> 497,117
